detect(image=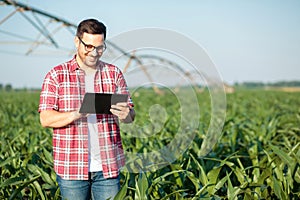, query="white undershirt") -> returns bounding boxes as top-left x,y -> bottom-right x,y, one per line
85,72 -> 102,172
